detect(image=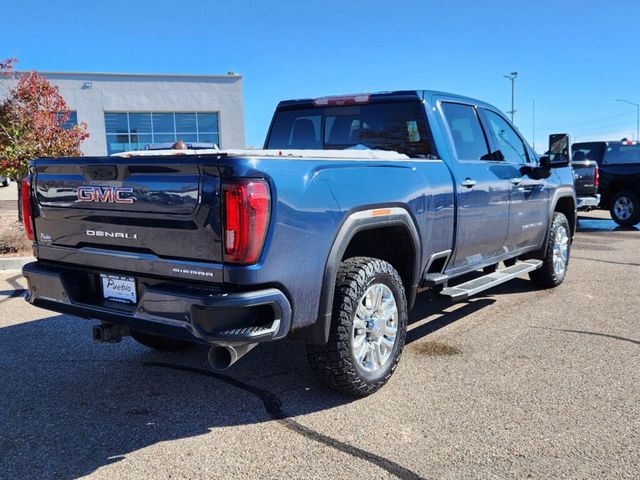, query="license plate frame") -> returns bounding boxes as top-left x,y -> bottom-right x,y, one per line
100,274 -> 137,305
